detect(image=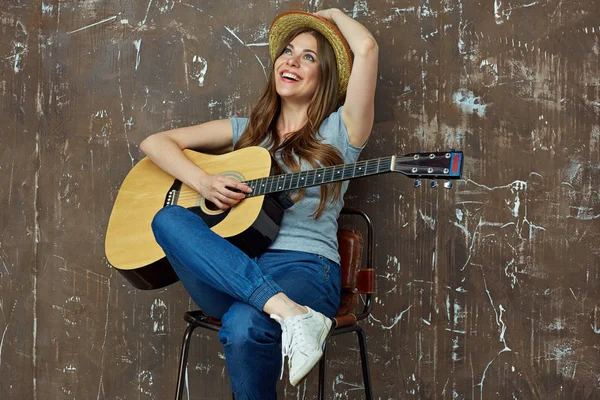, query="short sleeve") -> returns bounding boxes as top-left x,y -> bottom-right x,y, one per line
318,106 -> 366,163
230,117 -> 249,146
